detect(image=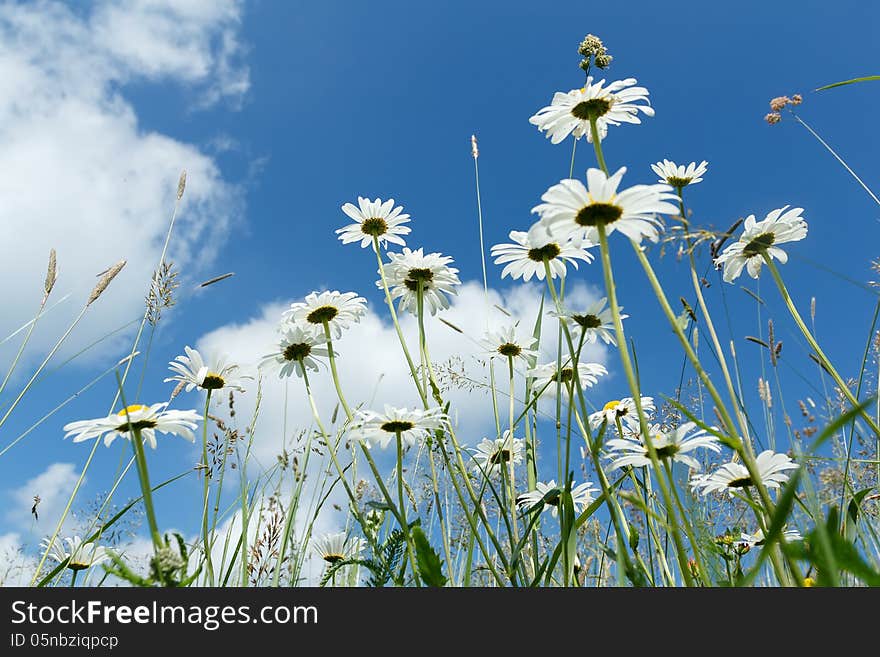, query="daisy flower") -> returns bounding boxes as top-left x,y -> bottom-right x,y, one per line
481,325 -> 539,362
283,291 -> 366,339
471,431 -> 525,476
517,480 -> 598,517
312,531 -> 366,564
739,527 -> 802,549
490,226 -> 594,281
605,421 -> 721,471
260,324 -> 329,378
690,450 -> 798,497
337,196 -> 411,249
532,167 -> 678,246
41,536 -> 110,571
713,206 -> 808,283
651,159 -> 709,188
529,361 -> 607,395
529,76 -> 654,145
589,396 -> 655,430
63,403 -> 200,449
549,297 -> 621,345
350,405 -> 448,450
381,248 -> 461,316
164,346 -> 246,393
